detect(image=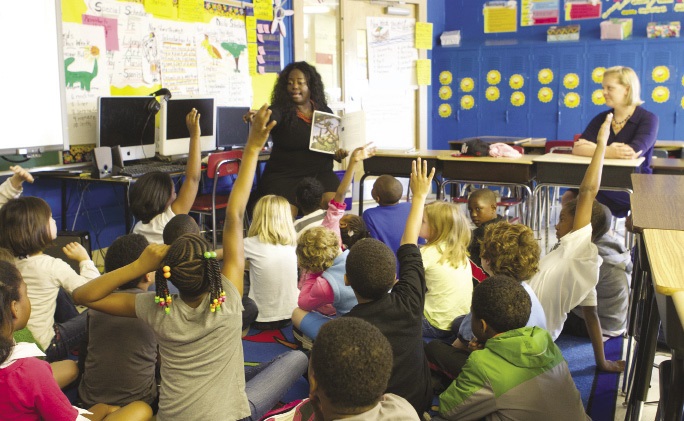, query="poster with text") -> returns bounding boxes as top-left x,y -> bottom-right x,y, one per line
521,0 -> 559,26
152,20 -> 200,96
367,17 -> 418,88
